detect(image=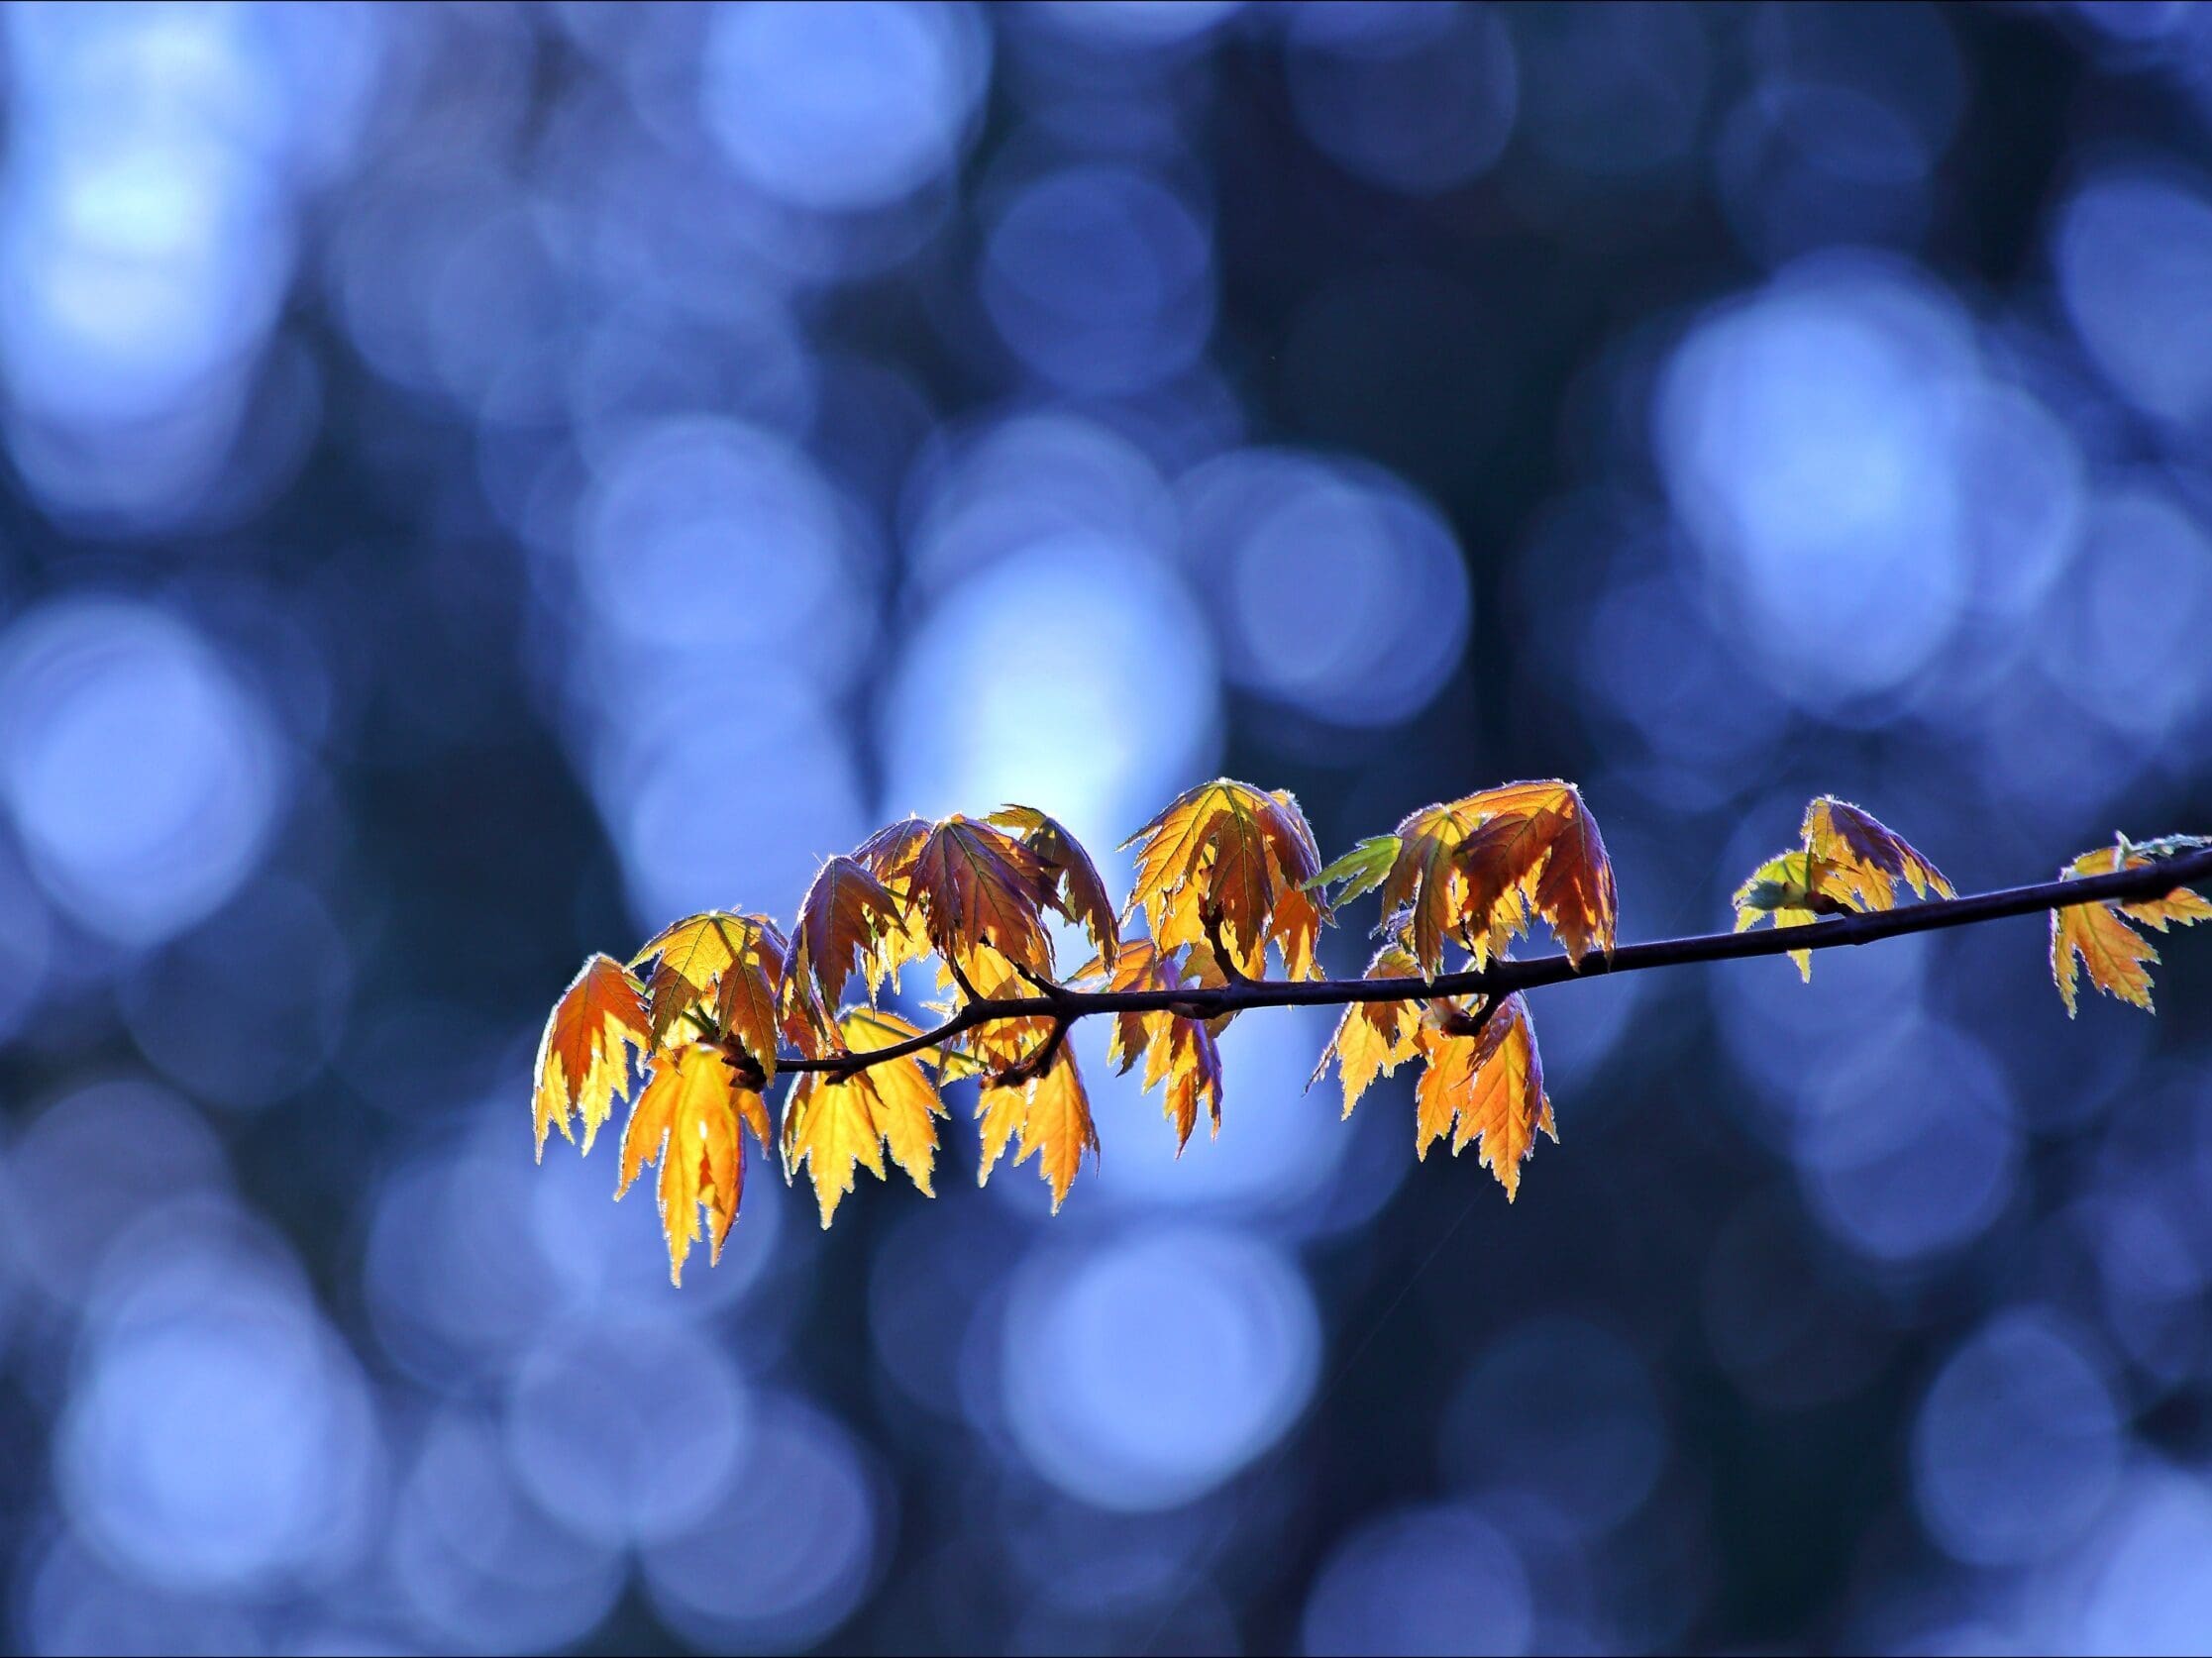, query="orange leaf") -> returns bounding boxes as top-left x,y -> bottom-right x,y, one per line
533,954 -> 650,1158
1373,781 -> 1615,975
1413,993 -> 1554,1200
714,922 -> 789,1081
616,1044 -> 763,1285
